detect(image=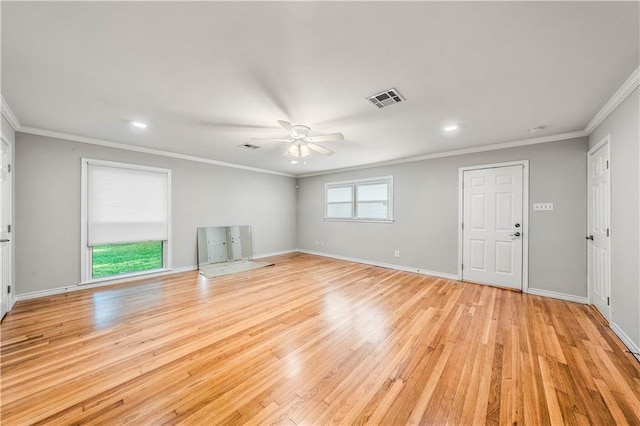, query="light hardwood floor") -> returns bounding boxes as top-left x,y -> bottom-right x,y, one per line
2,253 -> 640,424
